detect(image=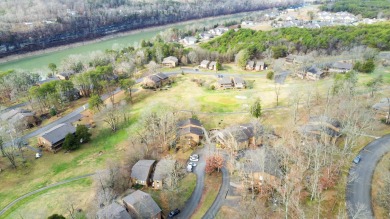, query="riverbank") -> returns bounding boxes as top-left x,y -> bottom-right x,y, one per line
0,11 -> 254,68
